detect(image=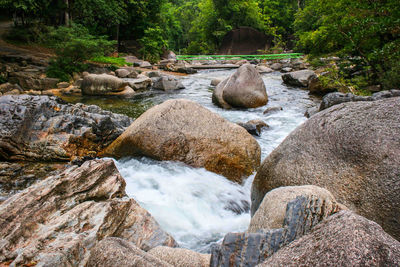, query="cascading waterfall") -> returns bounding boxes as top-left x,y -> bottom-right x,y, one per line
113,69 -> 318,252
